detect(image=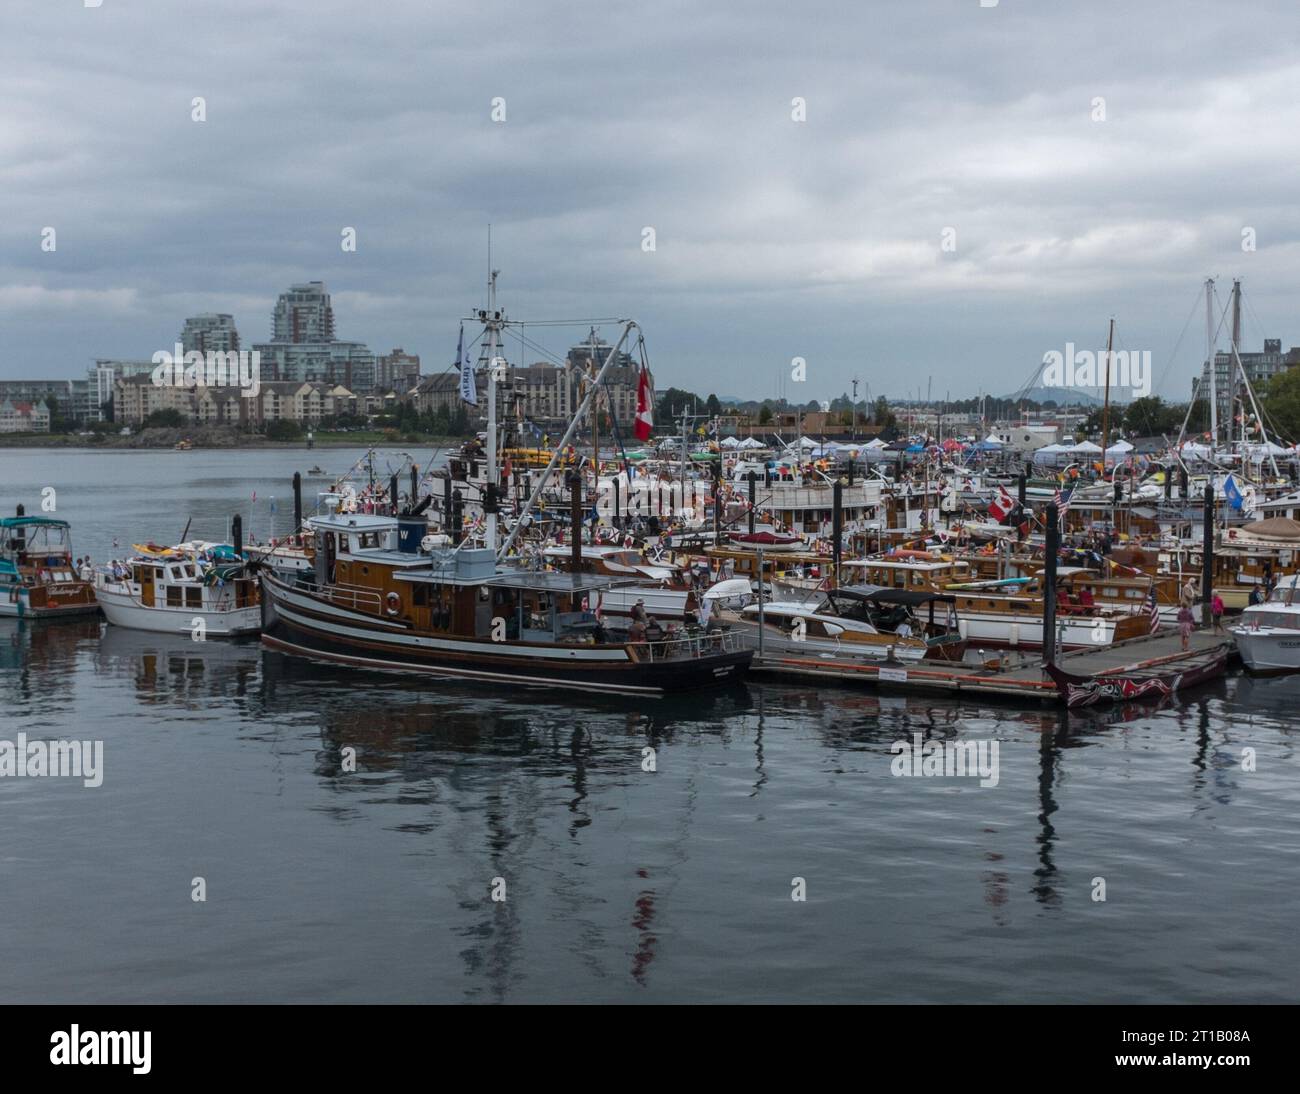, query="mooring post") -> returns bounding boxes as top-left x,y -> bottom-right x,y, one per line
713,458 -> 722,543
1042,501 -> 1059,666
292,472 -> 302,534
832,479 -> 843,589
569,470 -> 583,572
756,546 -> 765,660
451,488 -> 463,545
389,474 -> 399,516
1017,472 -> 1026,509
612,476 -> 621,532
231,514 -> 243,558
1202,482 -> 1214,627
410,466 -> 418,508
747,472 -> 756,535
443,476 -> 452,531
